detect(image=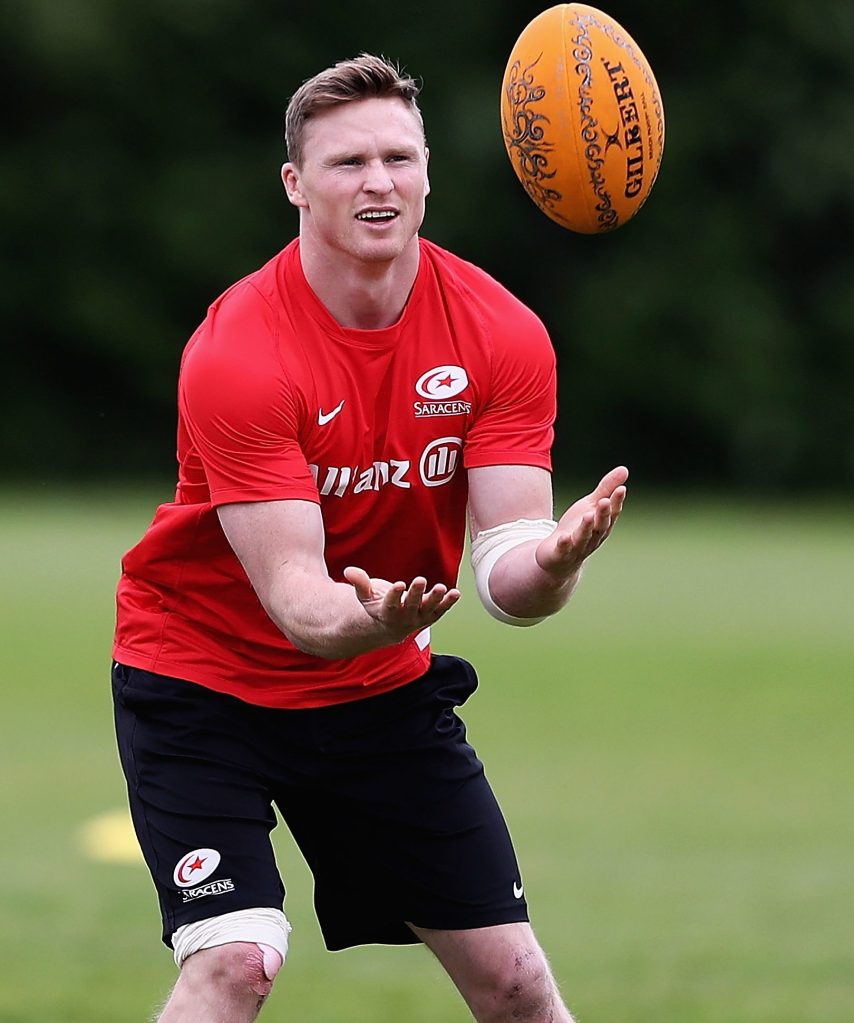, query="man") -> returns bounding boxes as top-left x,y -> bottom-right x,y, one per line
112,53 -> 627,1023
